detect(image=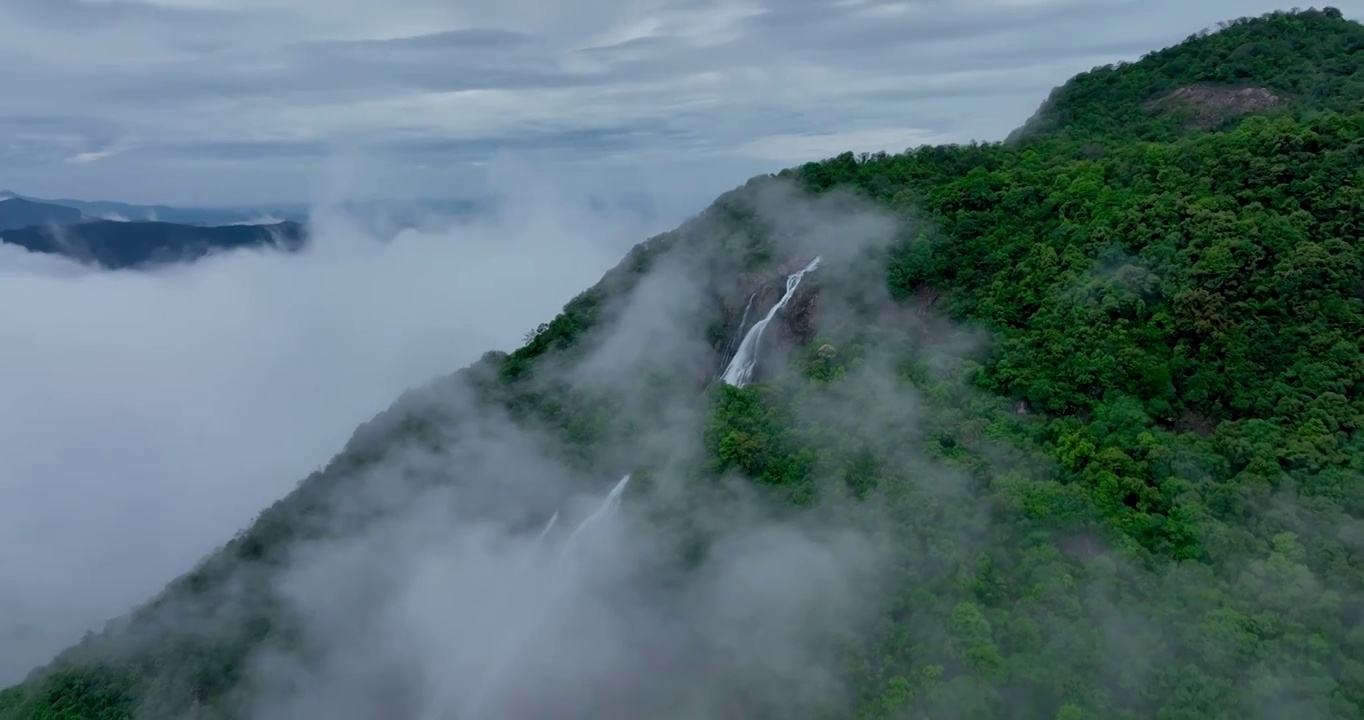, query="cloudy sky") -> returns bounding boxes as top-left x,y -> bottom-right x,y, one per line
0,0 -> 1352,206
